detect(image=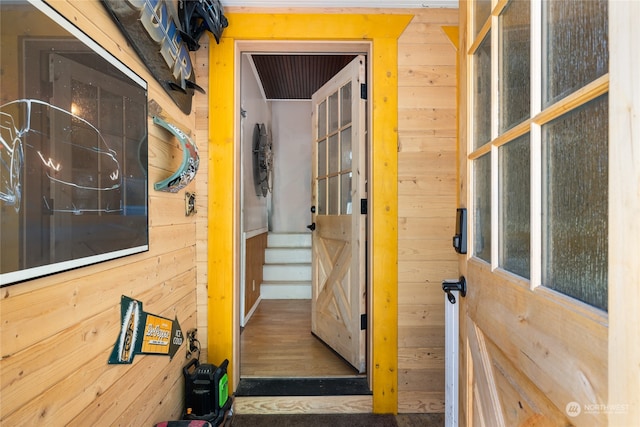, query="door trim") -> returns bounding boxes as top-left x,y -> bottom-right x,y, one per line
206,12 -> 412,414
